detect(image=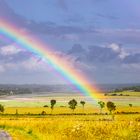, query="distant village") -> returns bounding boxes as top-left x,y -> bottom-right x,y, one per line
0,87 -> 32,96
